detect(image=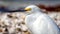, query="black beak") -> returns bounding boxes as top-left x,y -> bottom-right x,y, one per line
8,9 -> 26,12
0,9 -> 26,13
